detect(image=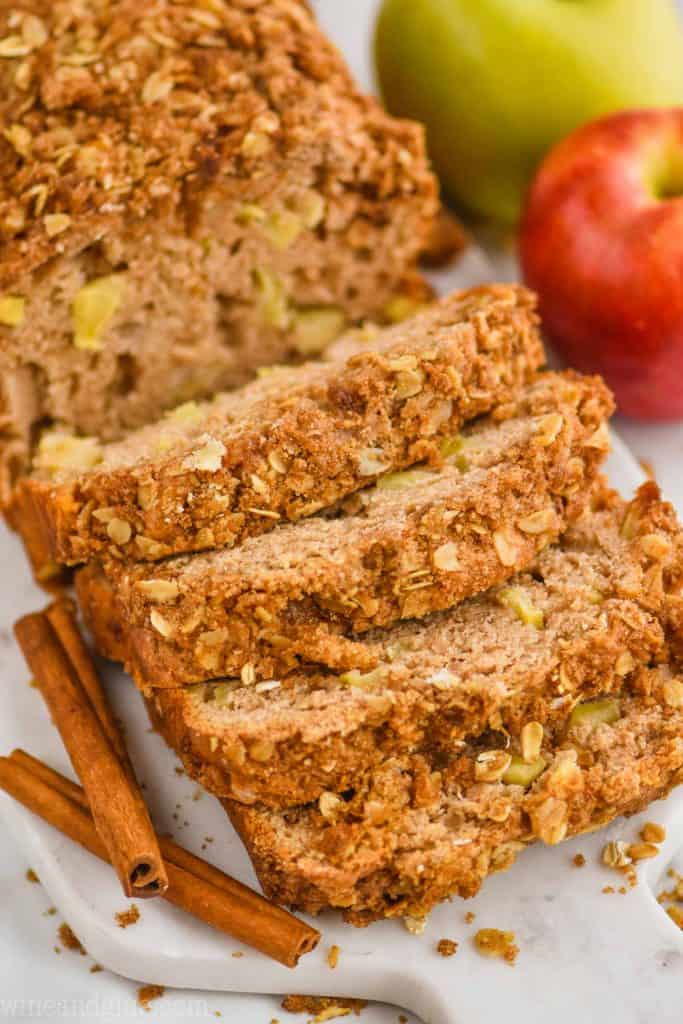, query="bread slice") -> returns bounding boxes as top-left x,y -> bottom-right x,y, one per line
76,370 -> 613,688
20,286 -> 544,567
225,676 -> 683,924
0,0 -> 438,505
144,484 -> 683,808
